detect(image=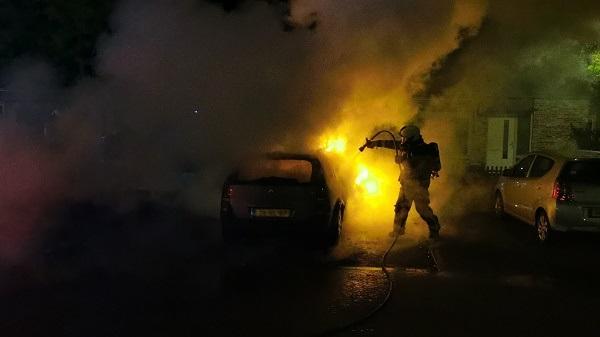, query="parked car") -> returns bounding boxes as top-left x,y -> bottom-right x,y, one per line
220,153 -> 345,246
494,150 -> 600,241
